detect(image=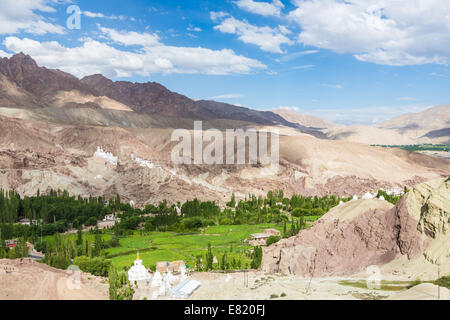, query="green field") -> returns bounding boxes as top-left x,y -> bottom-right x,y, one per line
106,217 -> 321,271
41,216 -> 321,271
106,223 -> 281,271
373,144 -> 450,152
